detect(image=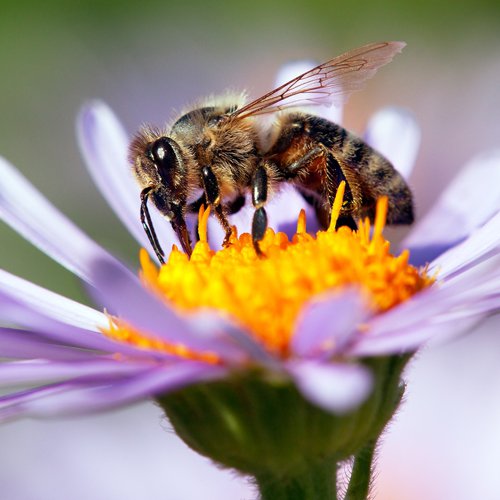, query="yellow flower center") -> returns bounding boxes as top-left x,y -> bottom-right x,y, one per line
105,183 -> 433,360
